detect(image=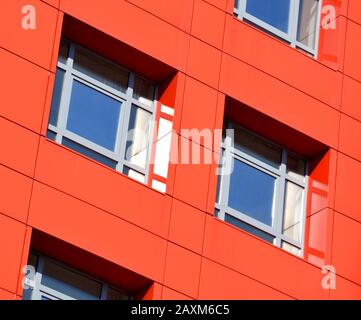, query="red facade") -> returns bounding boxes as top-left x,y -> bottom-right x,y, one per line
0,0 -> 361,300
